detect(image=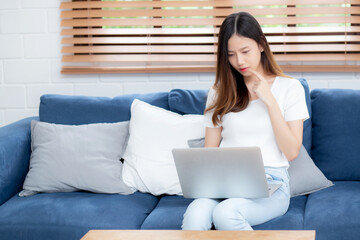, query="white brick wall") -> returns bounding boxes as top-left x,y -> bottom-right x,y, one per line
0,0 -> 359,127
100,73 -> 148,83
0,10 -> 46,33
329,80 -> 360,89
149,72 -> 198,82
307,80 -> 328,89
173,82 -> 213,90
26,84 -> 73,108
0,86 -> 26,108
24,34 -> 61,58
0,35 -> 23,58
0,1 -> 20,9
0,60 -> 3,83
199,72 -> 216,82
0,111 -> 4,127
3,109 -> 38,125
74,84 -> 123,97
47,9 -> 60,33
21,0 -> 59,8
4,60 -> 51,83
123,82 -> 173,94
